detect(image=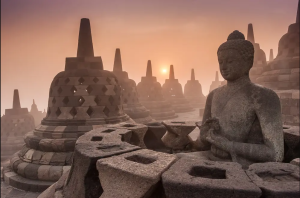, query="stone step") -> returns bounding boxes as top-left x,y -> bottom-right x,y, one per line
3,167 -> 54,192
